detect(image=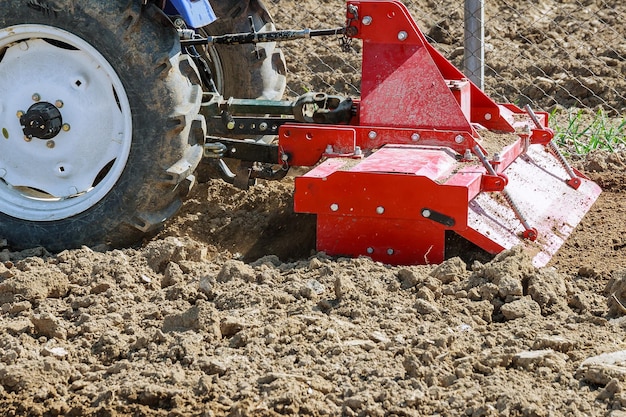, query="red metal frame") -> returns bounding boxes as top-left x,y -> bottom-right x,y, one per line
278,0 -> 601,266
